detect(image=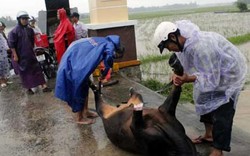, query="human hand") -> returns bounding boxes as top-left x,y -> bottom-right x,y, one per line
13,54 -> 18,62
172,73 -> 196,86
172,73 -> 188,86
